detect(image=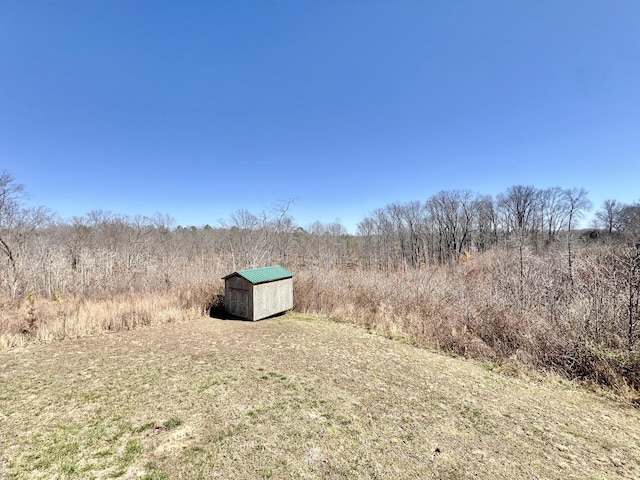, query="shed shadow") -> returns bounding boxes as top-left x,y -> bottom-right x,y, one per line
208,299 -> 289,322
207,295 -> 233,319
